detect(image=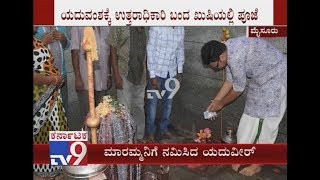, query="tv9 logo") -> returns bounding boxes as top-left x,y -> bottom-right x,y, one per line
147,77 -> 180,99
49,131 -> 88,166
